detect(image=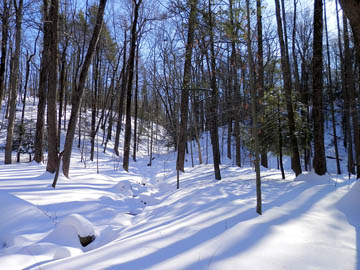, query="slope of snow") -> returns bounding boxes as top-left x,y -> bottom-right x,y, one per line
0,103 -> 358,269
